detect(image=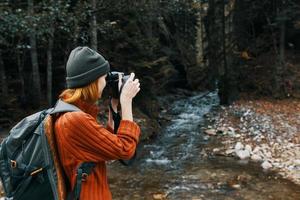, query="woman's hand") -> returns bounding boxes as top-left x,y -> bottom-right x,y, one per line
119,72 -> 140,121
120,73 -> 140,105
